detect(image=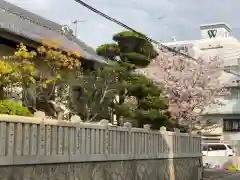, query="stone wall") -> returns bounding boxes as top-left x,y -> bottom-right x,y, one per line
0,114 -> 202,180
0,157 -> 201,180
